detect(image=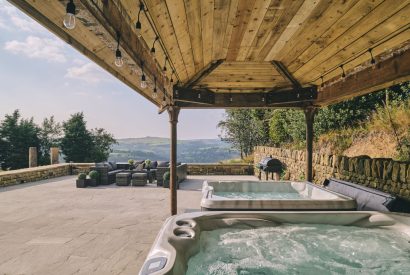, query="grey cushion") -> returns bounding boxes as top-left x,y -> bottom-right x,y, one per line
158,161 -> 169,167
135,163 -> 144,171
109,161 -> 117,170
151,161 -> 158,169
324,178 -> 397,211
